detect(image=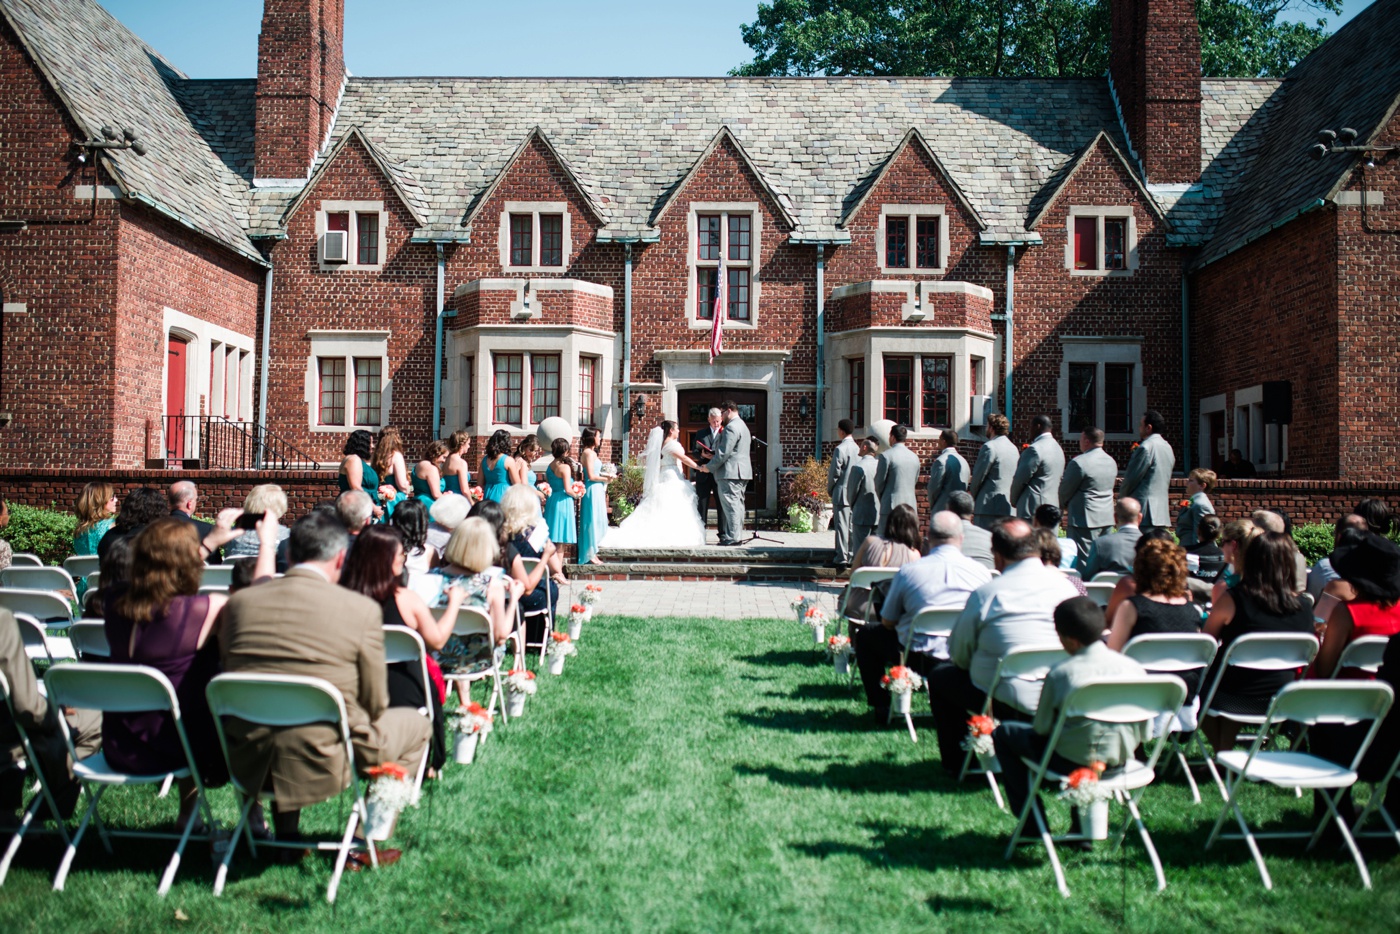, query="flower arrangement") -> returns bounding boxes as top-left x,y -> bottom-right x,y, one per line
826,634 -> 853,659
1058,762 -> 1110,807
505,669 -> 537,696
547,631 -> 577,658
881,665 -> 924,695
569,603 -> 588,621
446,701 -> 495,736
579,583 -> 603,606
790,594 -> 815,613
470,485 -> 485,500
802,605 -> 829,629
365,762 -> 416,812
960,714 -> 998,758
